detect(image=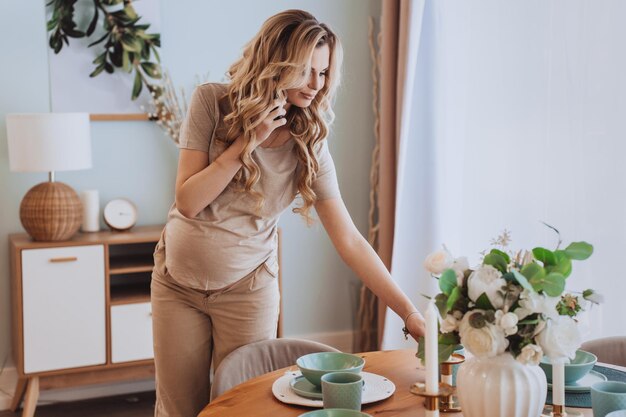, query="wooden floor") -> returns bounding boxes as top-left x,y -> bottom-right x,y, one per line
0,390 -> 155,417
